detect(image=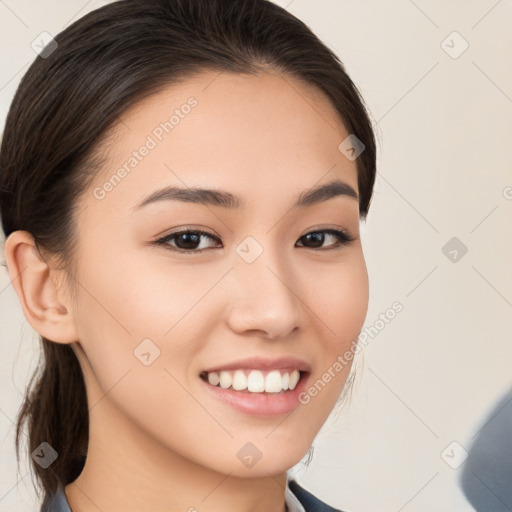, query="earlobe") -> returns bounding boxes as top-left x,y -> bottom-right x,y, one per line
4,230 -> 79,344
